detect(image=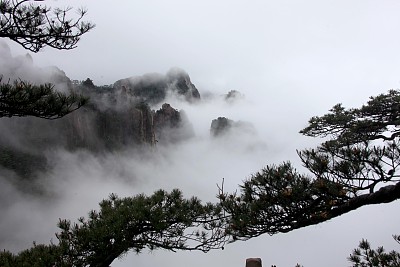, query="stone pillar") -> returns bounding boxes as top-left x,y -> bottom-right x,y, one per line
246,258 -> 262,267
